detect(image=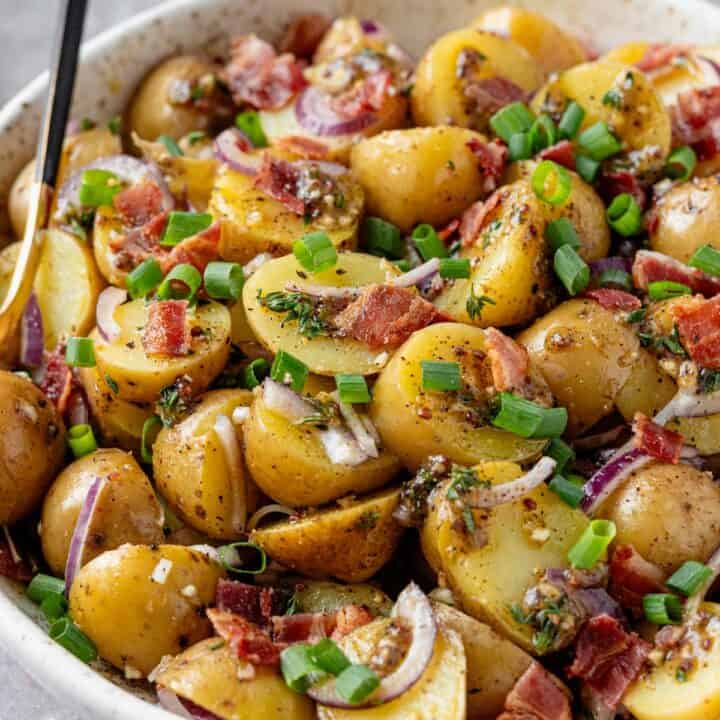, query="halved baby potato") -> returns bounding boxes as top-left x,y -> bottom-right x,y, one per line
154,389 -> 260,540
370,323 -> 547,469
92,298 -> 231,403
291,580 -> 393,616
250,488 -> 404,582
